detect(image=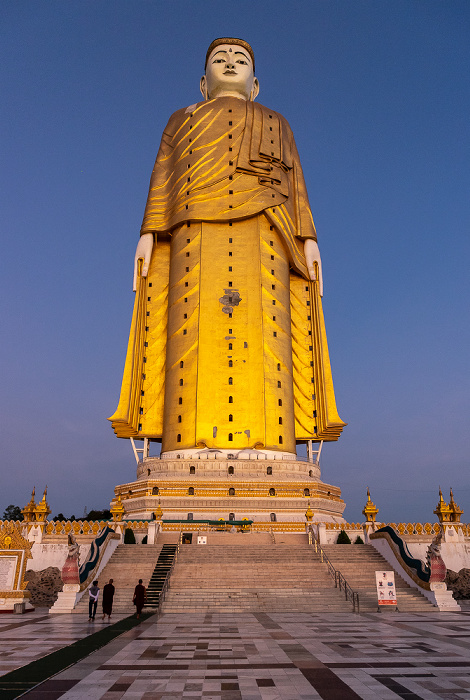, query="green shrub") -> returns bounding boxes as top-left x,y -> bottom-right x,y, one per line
141,535 -> 148,544
336,529 -> 351,544
124,528 -> 136,544
354,535 -> 364,544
